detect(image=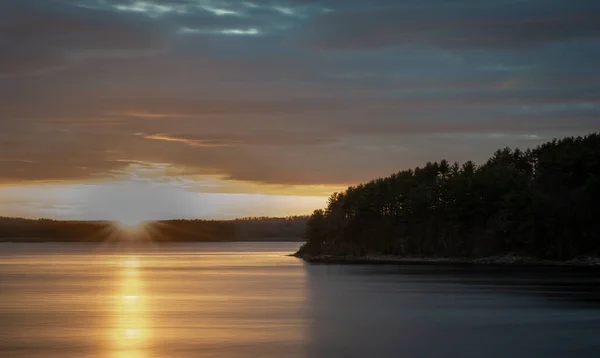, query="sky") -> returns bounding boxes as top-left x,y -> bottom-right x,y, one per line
1,0 -> 599,220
